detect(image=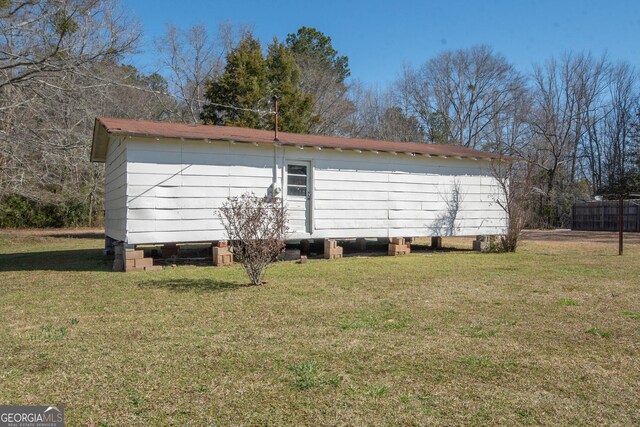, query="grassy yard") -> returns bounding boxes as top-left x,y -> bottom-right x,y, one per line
1,230 -> 639,426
